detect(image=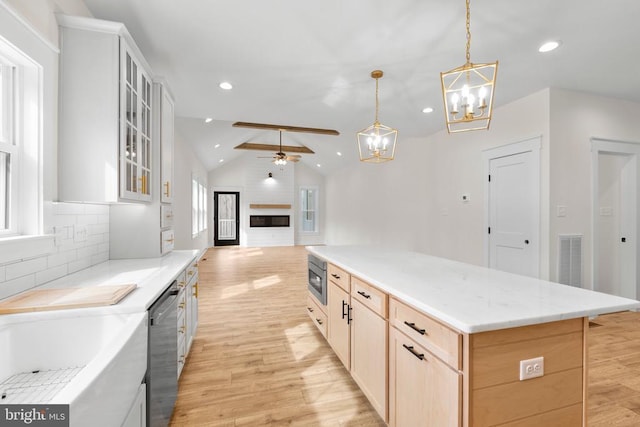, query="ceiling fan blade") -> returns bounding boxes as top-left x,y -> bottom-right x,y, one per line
233,121 -> 340,136
286,157 -> 300,162
234,142 -> 315,154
